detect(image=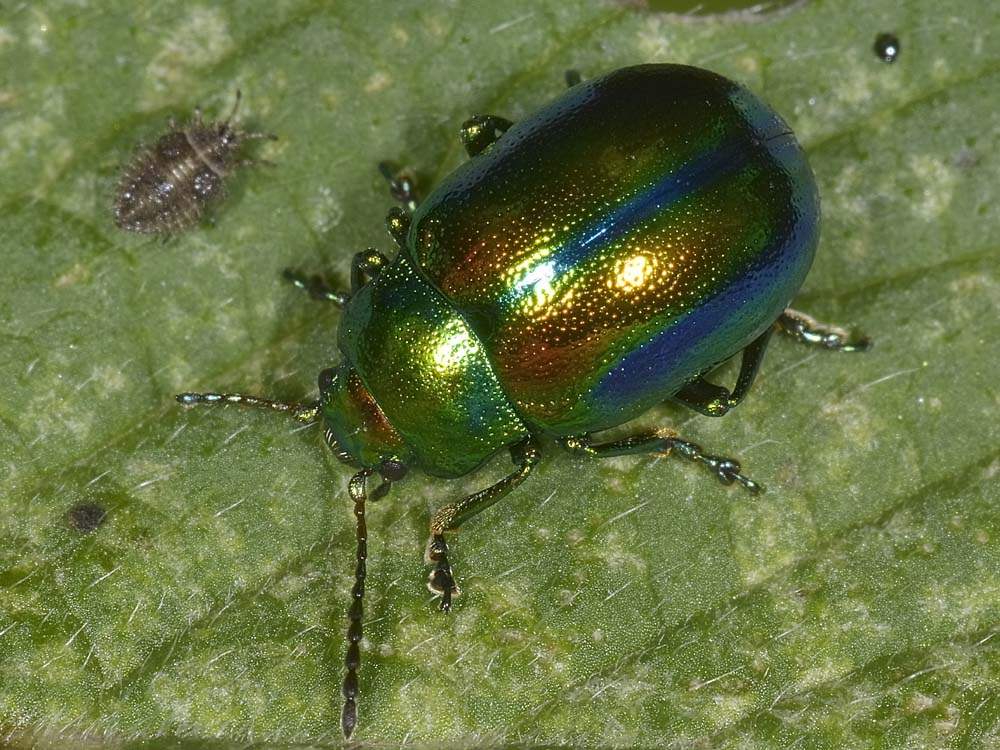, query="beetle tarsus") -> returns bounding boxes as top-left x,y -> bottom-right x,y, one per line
427,534 -> 457,611
663,436 -> 764,495
778,309 -> 872,353
559,430 -> 762,494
